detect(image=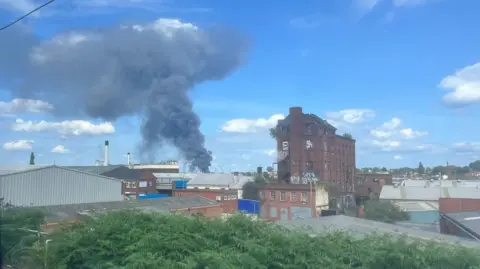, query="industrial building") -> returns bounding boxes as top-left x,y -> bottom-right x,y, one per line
274,107 -> 356,193
17,196 -> 222,231
380,185 -> 480,224
259,183 -> 316,221
102,166 -> 158,200
174,188 -> 239,214
440,210 -> 480,240
277,215 -> 480,248
0,165 -> 123,207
